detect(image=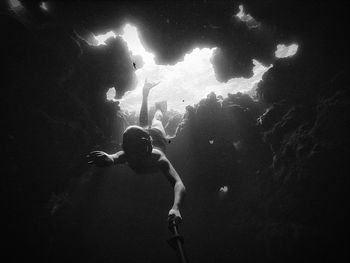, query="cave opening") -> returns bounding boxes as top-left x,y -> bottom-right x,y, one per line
3,1 -> 349,263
